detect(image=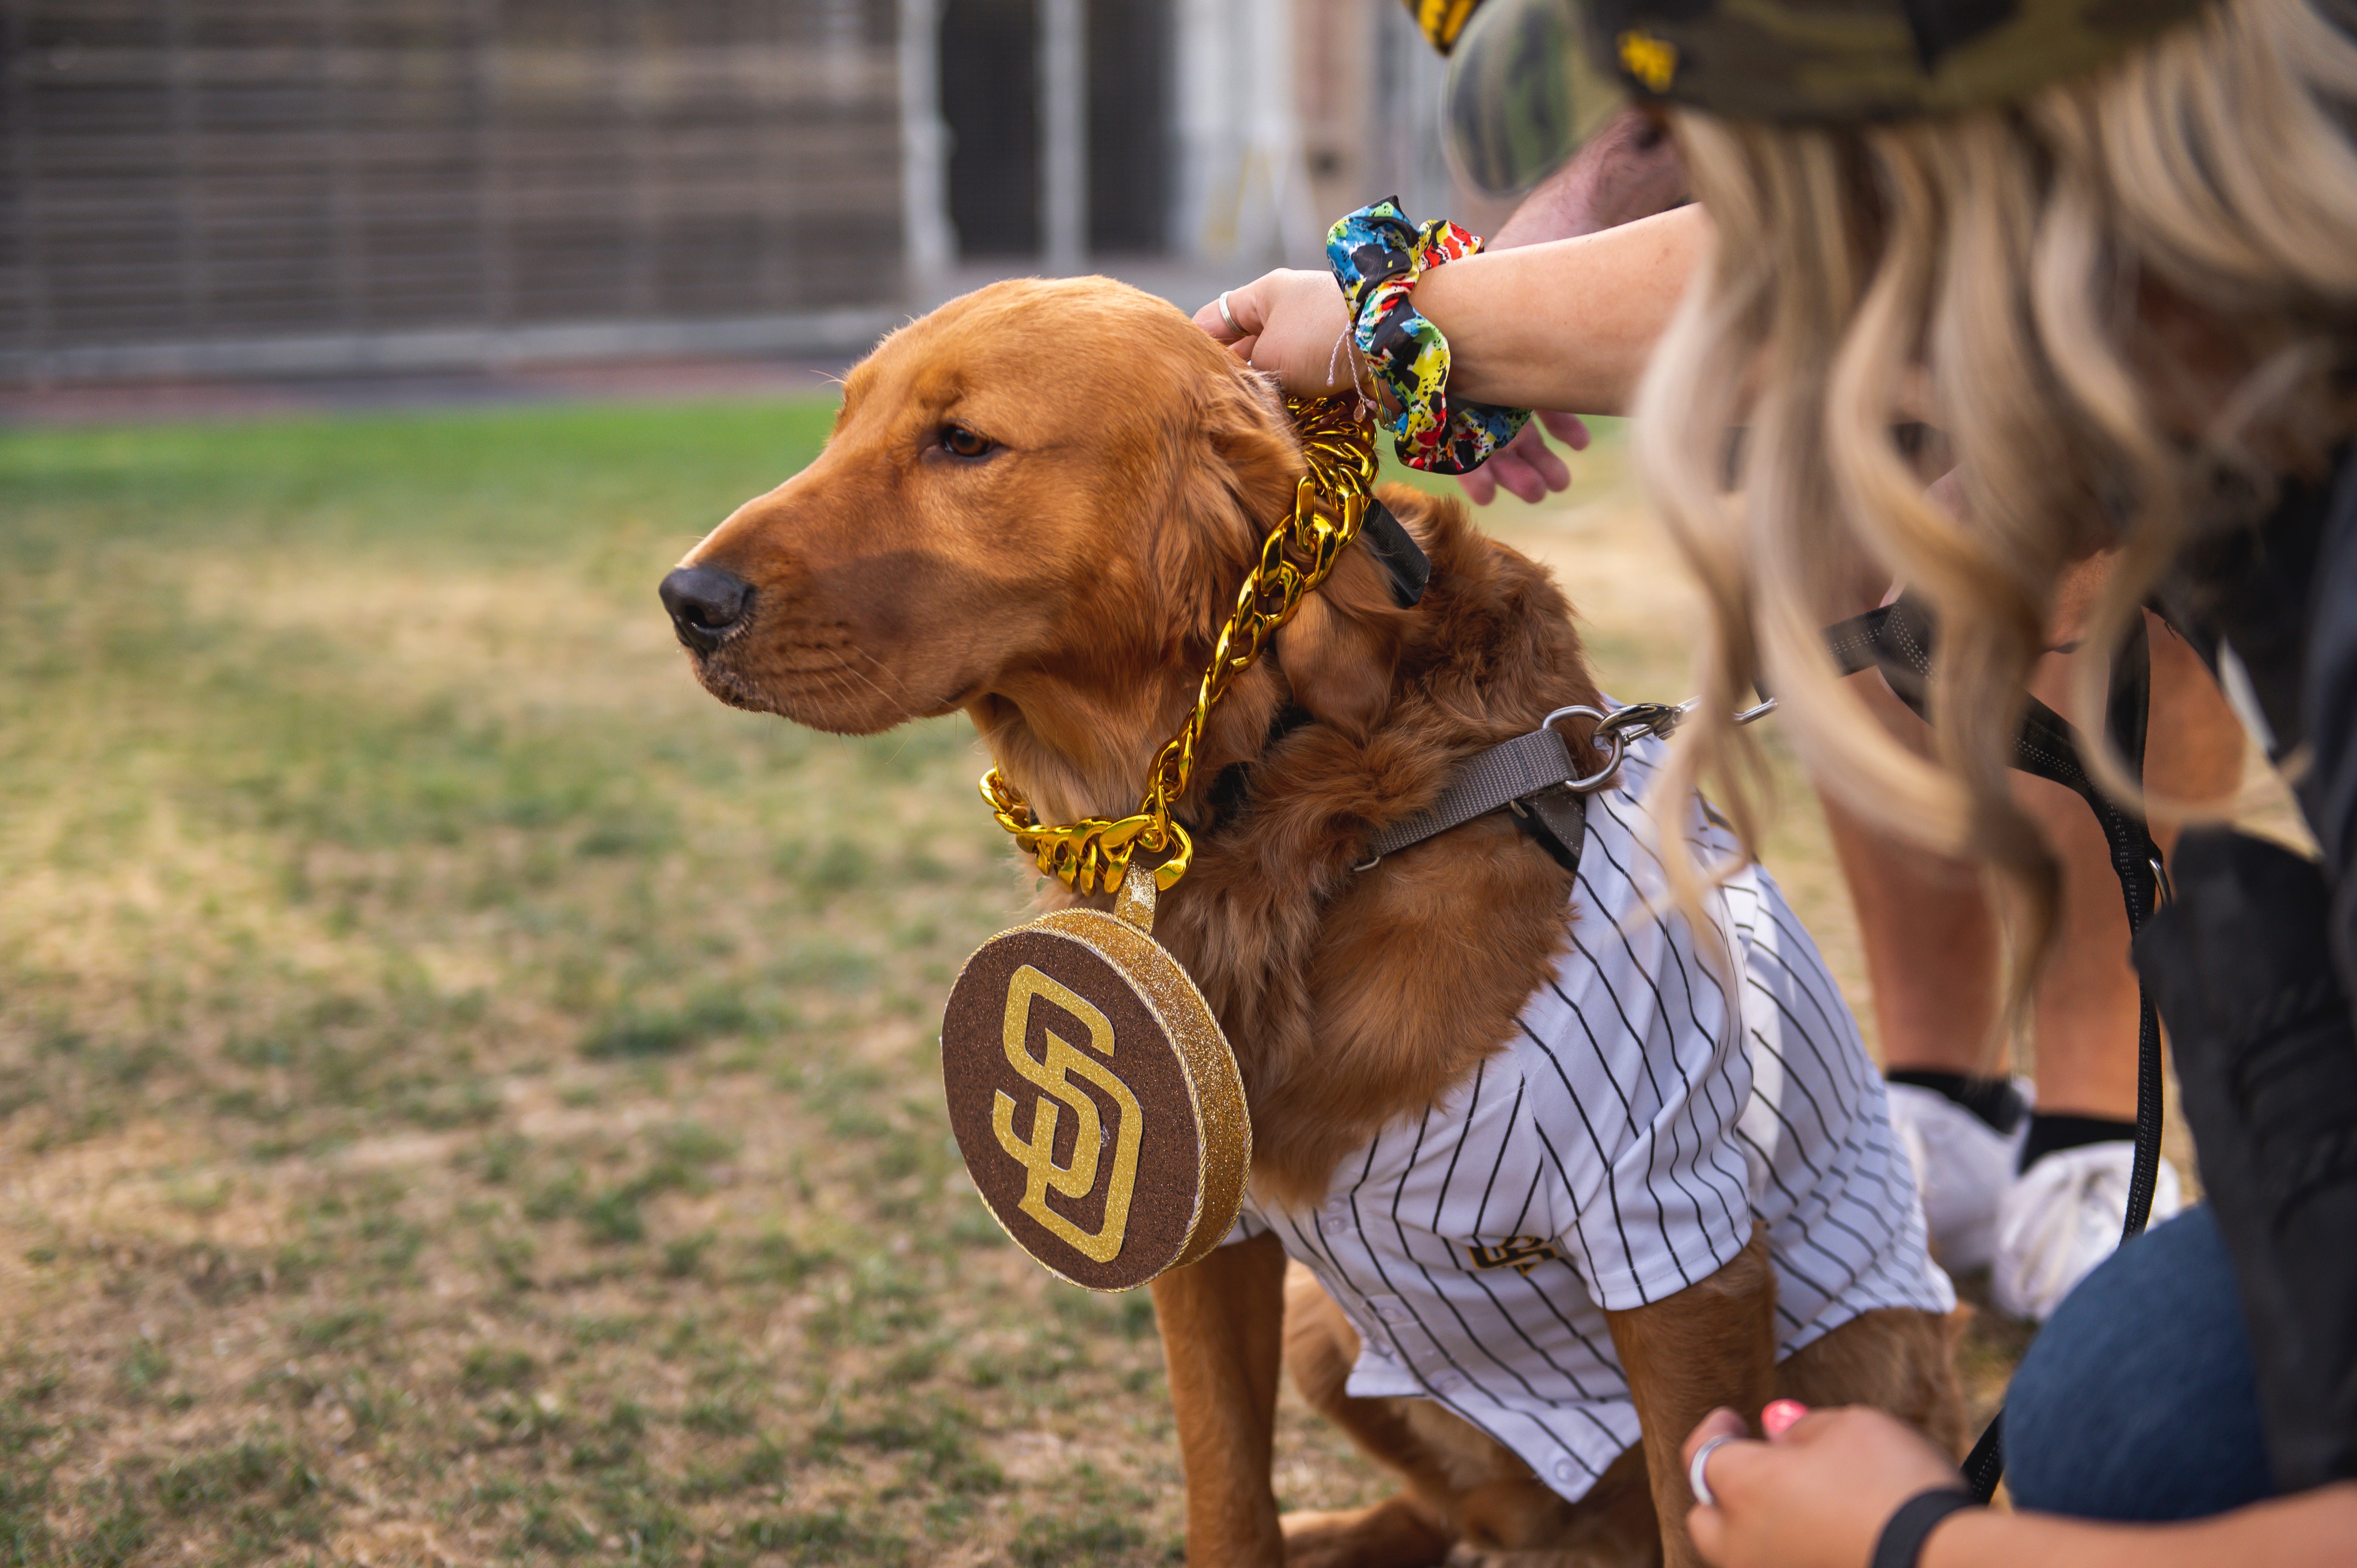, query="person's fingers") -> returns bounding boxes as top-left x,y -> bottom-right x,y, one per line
1489,430 -> 1571,505
1463,402 -> 1567,506
1756,1406 -> 1837,1451
1539,409 -> 1592,451
1696,1432 -> 1776,1512
1524,440 -> 1573,495
1463,421 -> 1573,506
1494,455 -> 1549,505
1686,1499 -> 1729,1565
1682,1406 -> 1965,1568
1189,299 -> 1234,341
1191,277 -> 1272,345
1187,287 -> 1260,360
1681,1407 -> 1746,1470
1193,270 -> 1355,395
1761,1399 -> 1810,1439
